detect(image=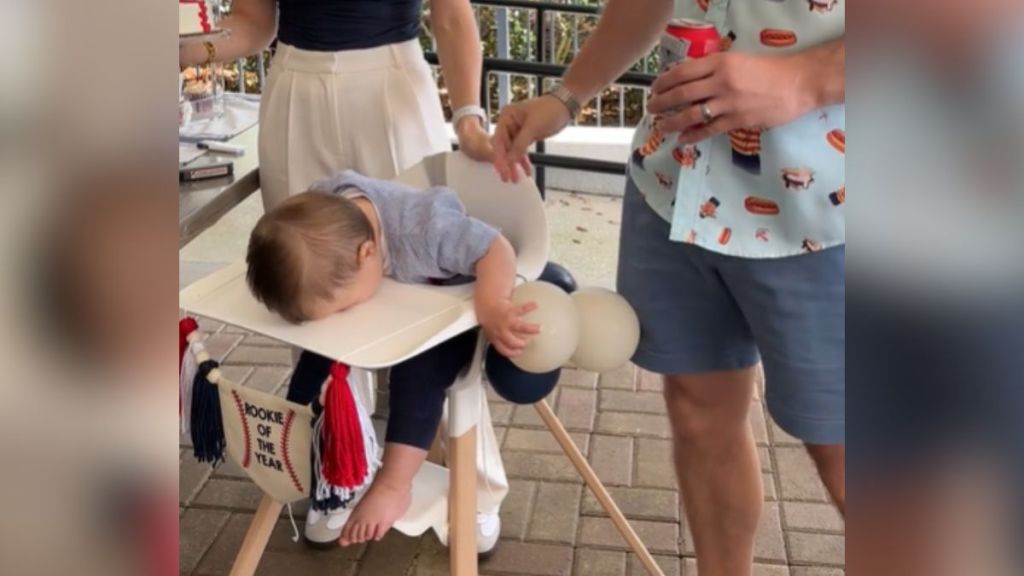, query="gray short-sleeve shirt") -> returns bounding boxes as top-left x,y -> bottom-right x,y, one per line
308,171 -> 500,283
